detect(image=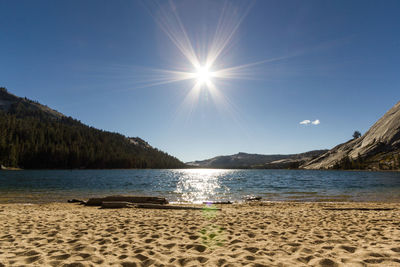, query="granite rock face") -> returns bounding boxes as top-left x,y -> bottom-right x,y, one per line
302,101 -> 400,170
